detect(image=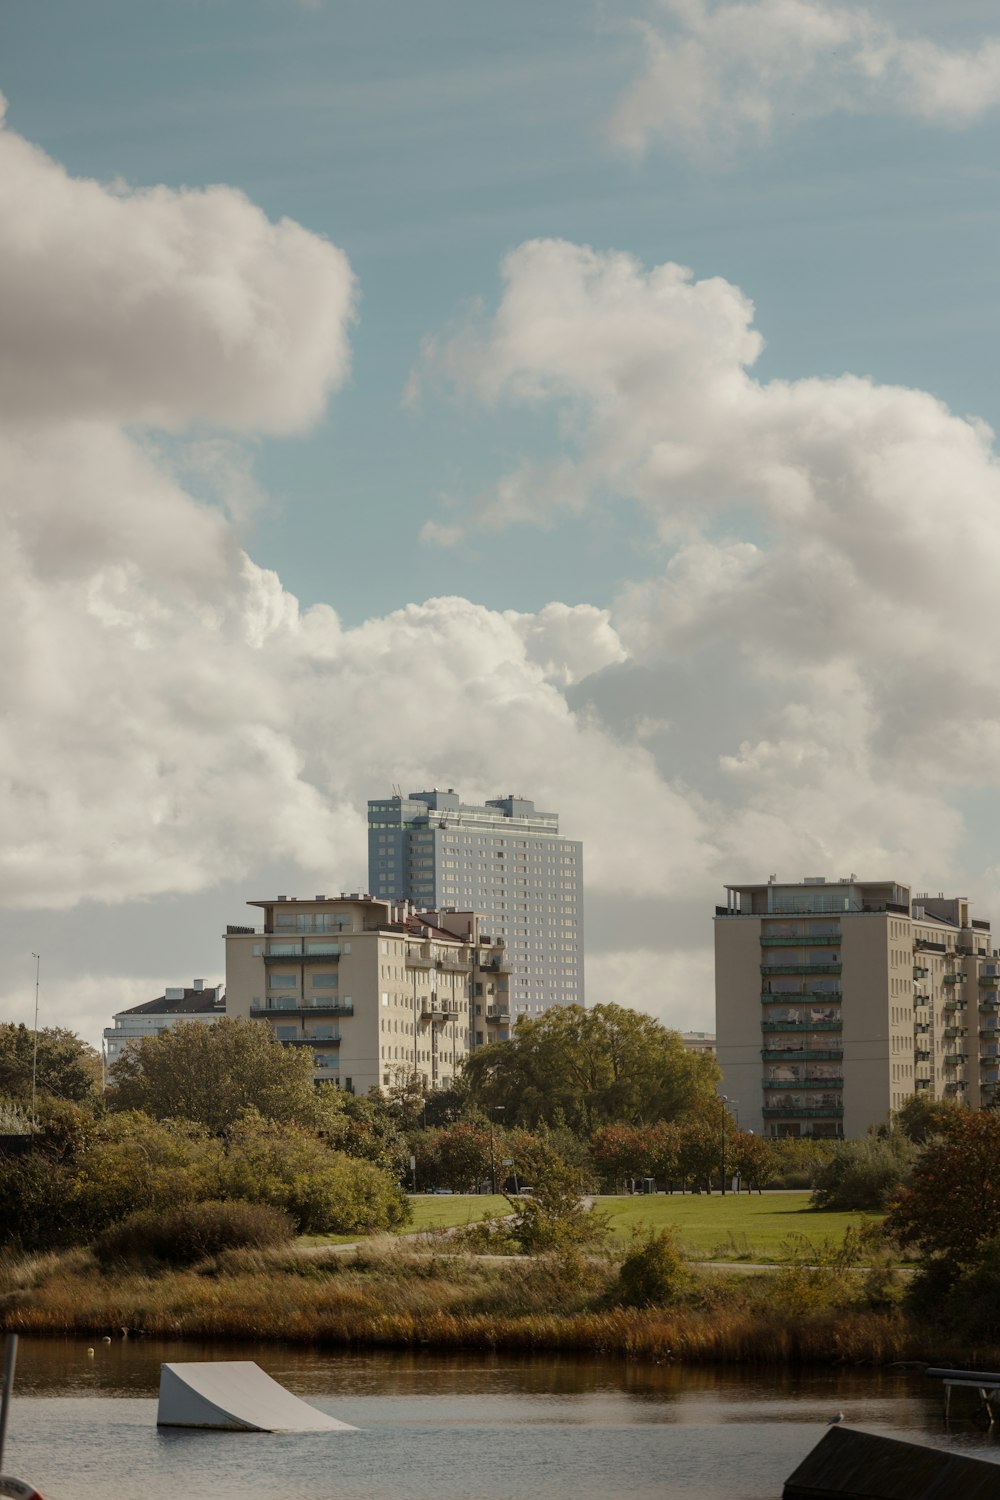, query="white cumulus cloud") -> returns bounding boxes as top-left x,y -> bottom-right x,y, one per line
610,0 -> 1000,158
